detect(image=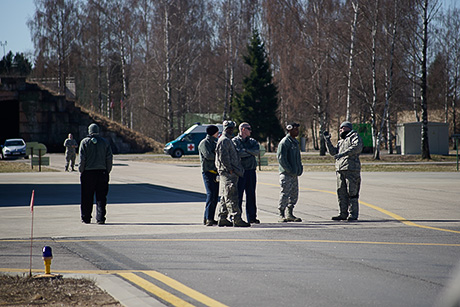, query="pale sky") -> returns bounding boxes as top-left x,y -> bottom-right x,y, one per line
0,0 -> 458,60
0,0 -> 35,58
